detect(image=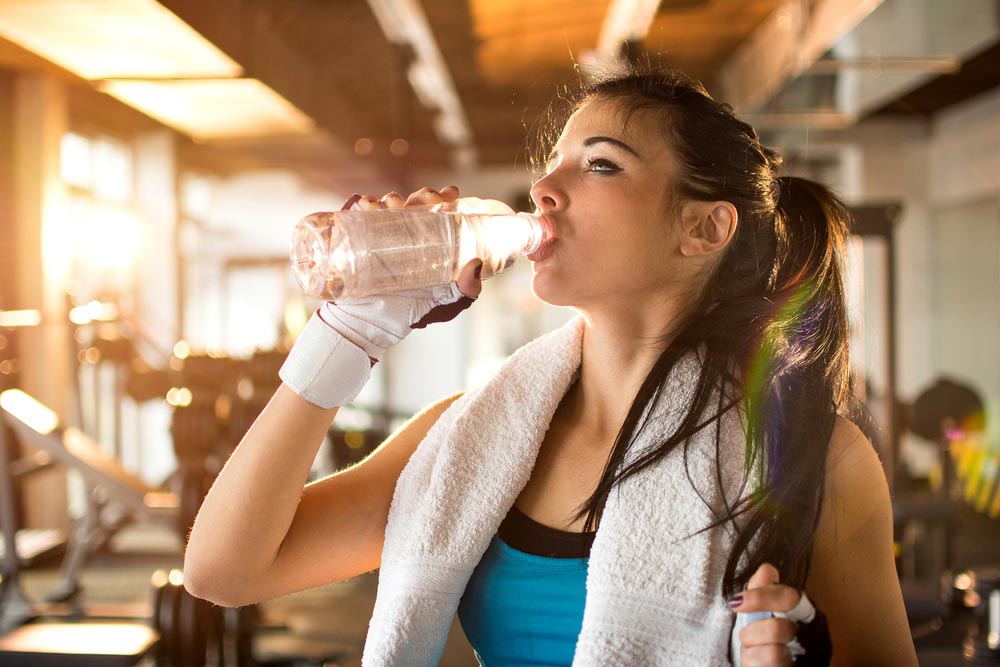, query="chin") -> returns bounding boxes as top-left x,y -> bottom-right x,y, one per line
530,273 -> 578,308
